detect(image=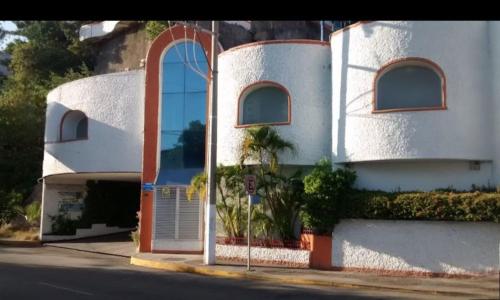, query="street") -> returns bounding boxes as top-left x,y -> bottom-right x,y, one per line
0,246 -> 454,300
